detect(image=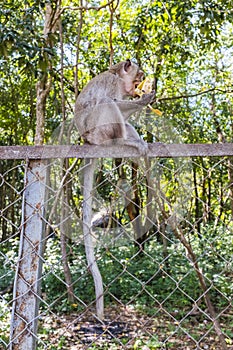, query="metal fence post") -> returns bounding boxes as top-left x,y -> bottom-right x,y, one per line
9,159 -> 47,350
